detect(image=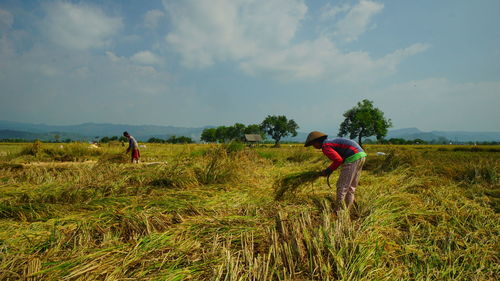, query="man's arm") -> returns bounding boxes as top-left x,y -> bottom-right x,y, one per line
126,138 -> 132,153
321,145 -> 343,175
